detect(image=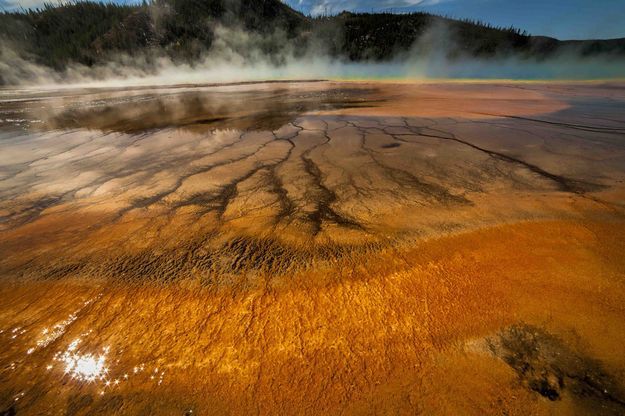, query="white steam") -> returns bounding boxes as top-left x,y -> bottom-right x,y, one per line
1,19 -> 624,89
